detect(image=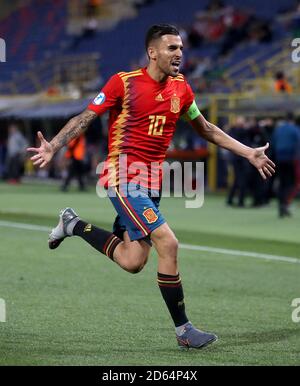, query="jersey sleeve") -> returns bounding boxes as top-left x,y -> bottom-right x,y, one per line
180,81 -> 196,115
87,74 -> 124,115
